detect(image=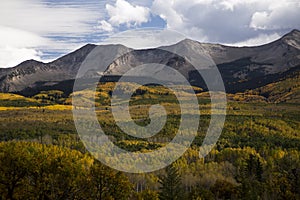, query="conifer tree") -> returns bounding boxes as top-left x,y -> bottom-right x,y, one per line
159,164 -> 182,200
